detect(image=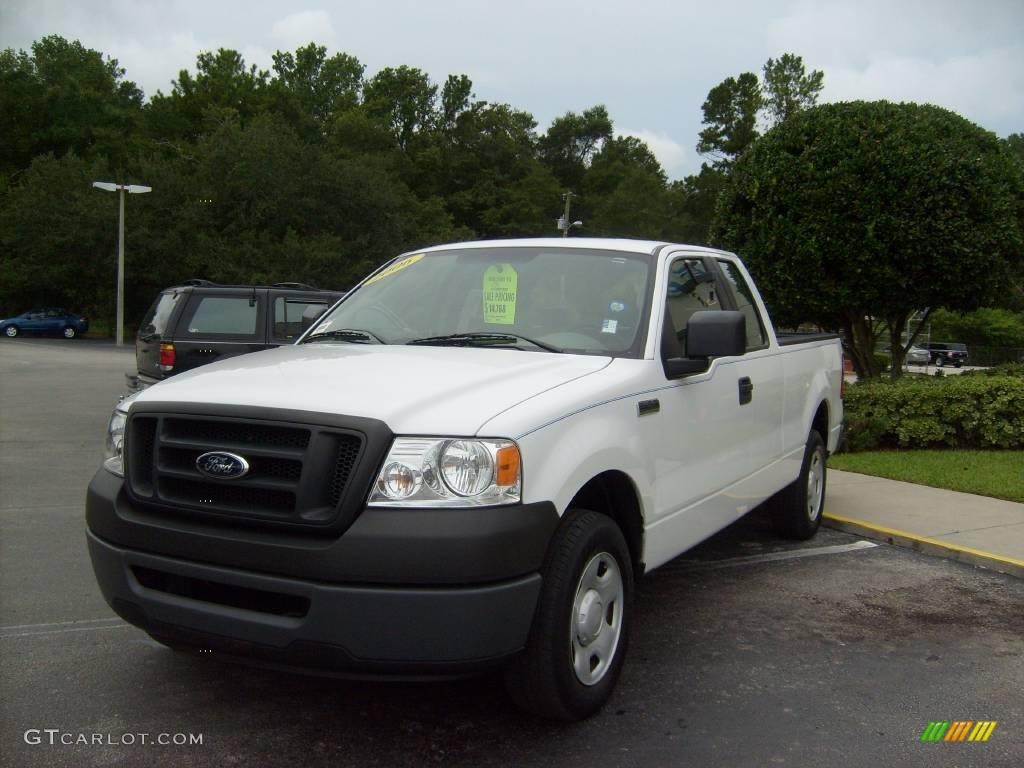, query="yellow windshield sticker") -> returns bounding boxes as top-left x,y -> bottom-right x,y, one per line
483,264 -> 518,325
364,253 -> 424,286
